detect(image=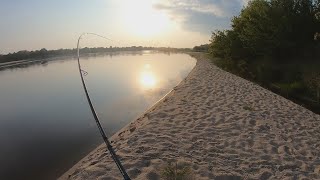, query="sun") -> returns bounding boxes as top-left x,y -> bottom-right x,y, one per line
121,0 -> 171,37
